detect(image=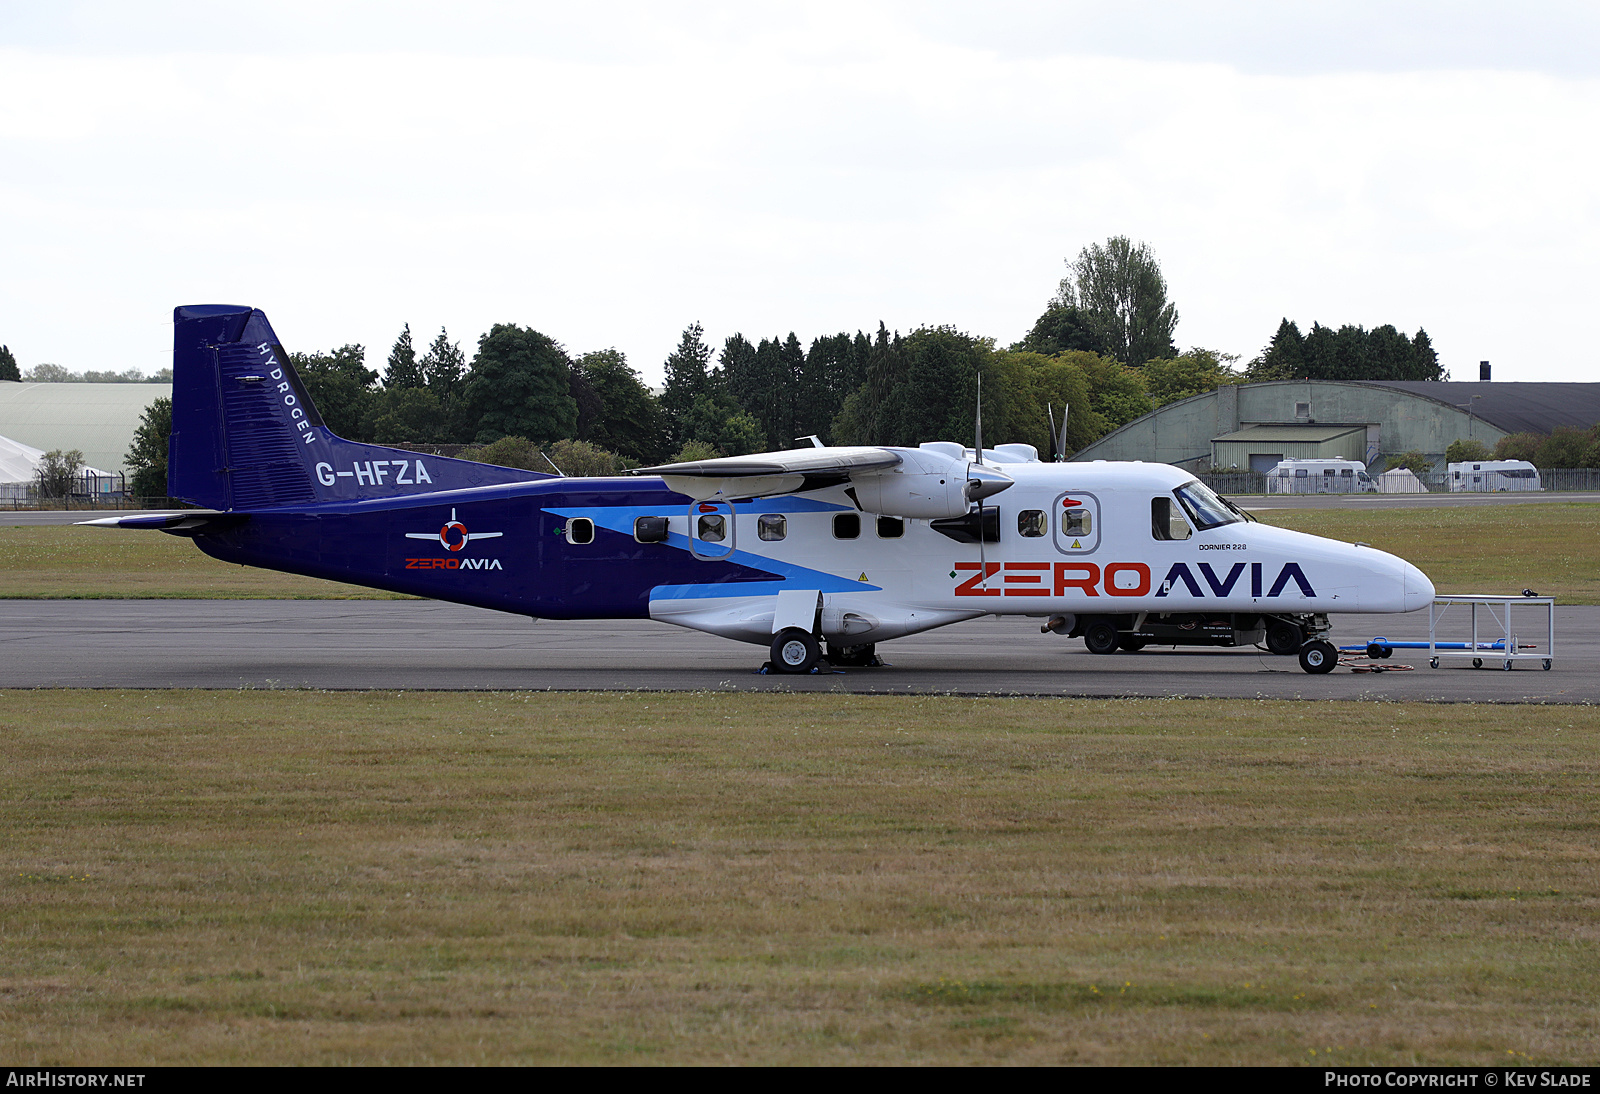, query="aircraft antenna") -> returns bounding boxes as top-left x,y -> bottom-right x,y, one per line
1047,402 -> 1069,462
975,373 -> 987,589
541,451 -> 567,477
